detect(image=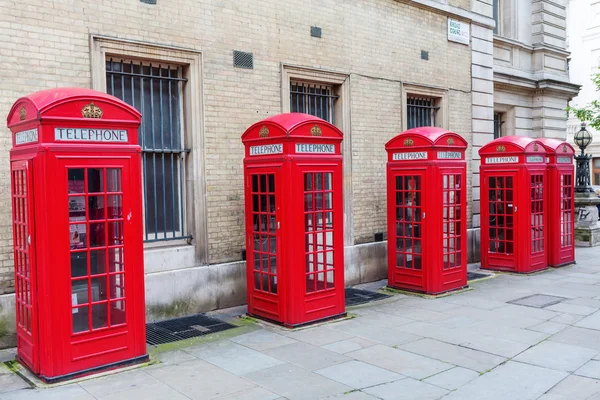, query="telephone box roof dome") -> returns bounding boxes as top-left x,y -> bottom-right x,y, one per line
480,136 -> 544,154
385,127 -> 468,149
242,113 -> 343,141
7,87 -> 141,125
537,137 -> 575,155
